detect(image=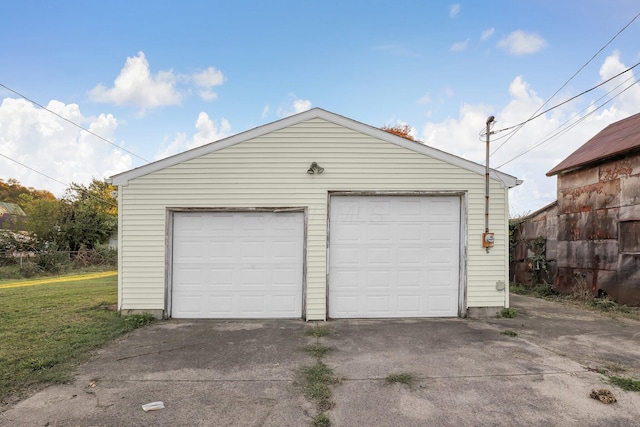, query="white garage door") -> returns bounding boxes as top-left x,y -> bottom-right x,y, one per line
329,196 -> 461,318
171,211 -> 304,318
